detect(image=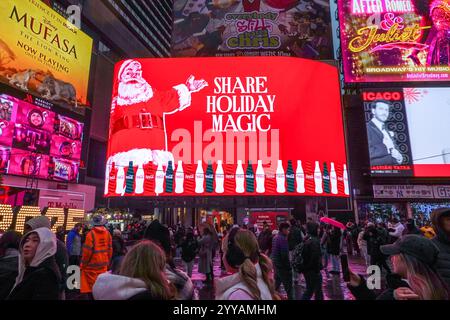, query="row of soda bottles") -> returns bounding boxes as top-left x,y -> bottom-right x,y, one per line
105,159 -> 350,196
